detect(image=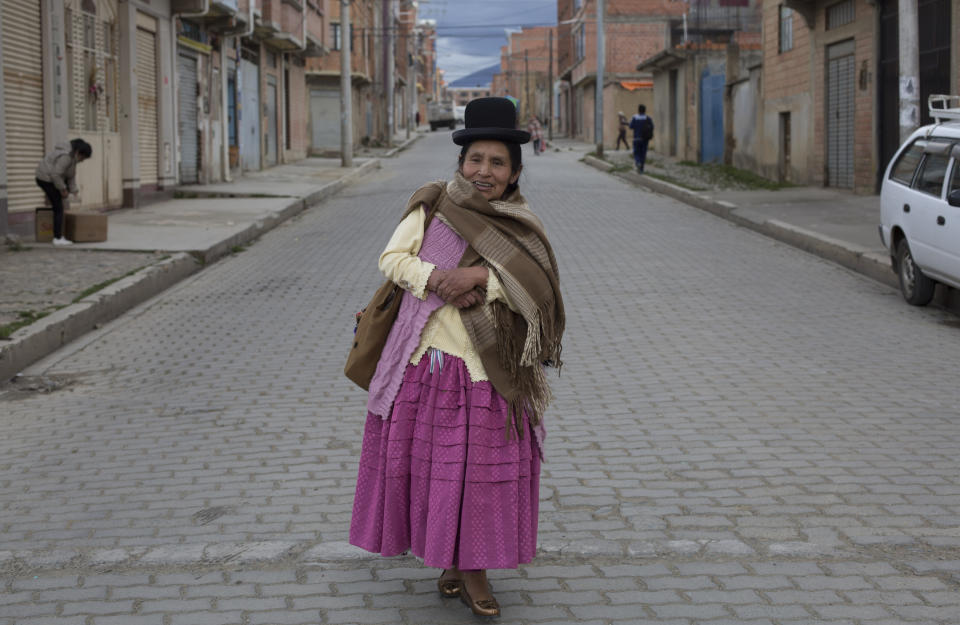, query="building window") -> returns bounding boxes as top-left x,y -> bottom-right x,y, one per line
574,0 -> 583,10
779,6 -> 794,53
826,0 -> 855,29
331,23 -> 354,51
574,25 -> 585,61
